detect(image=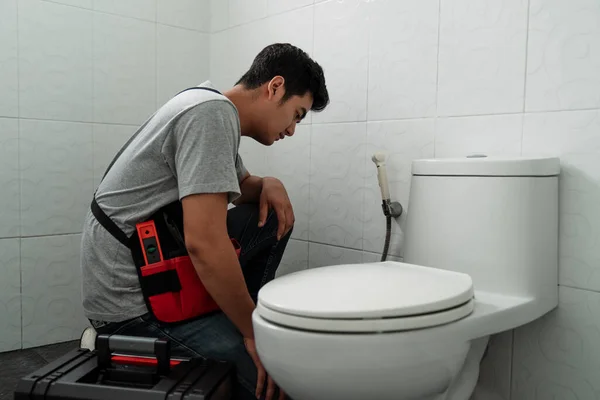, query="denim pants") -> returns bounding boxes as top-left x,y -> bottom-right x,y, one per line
92,203 -> 292,399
